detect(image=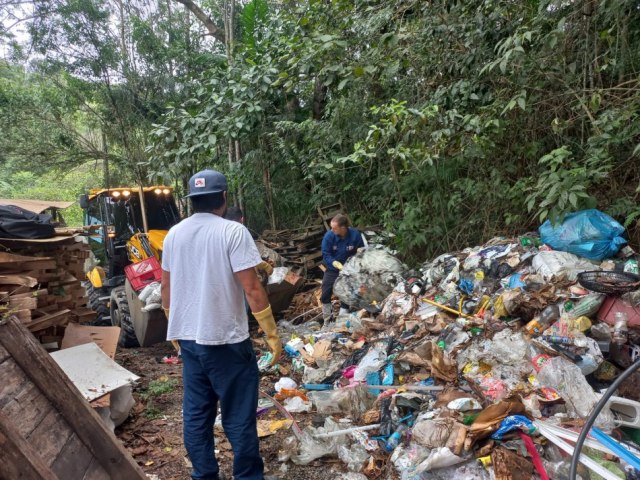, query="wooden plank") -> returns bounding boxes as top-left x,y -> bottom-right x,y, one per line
0,343 -> 9,363
11,288 -> 48,299
0,275 -> 38,287
12,308 -> 32,323
51,433 -> 94,479
1,382 -> 53,437
0,316 -> 146,479
24,309 -> 71,331
27,409 -> 73,466
0,357 -> 31,410
82,458 -> 111,480
9,296 -> 38,310
0,411 -> 59,480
